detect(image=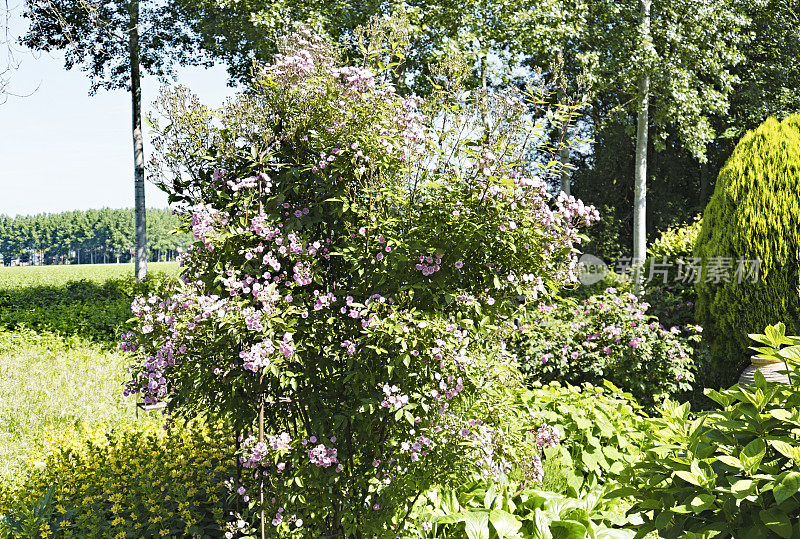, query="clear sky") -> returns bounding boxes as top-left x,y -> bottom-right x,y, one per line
0,2 -> 236,218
